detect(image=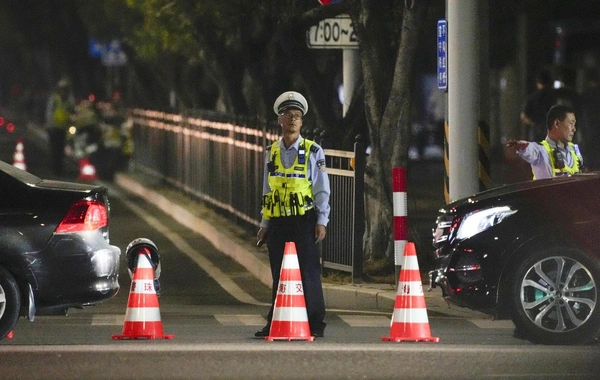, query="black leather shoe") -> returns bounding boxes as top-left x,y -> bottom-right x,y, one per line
254,326 -> 270,337
311,322 -> 326,338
